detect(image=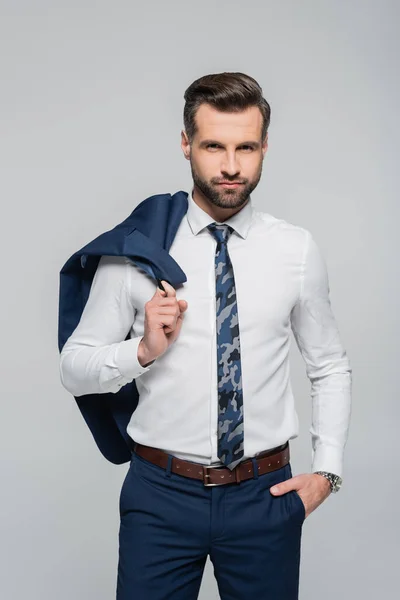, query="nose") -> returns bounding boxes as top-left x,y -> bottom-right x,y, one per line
220,151 -> 240,177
